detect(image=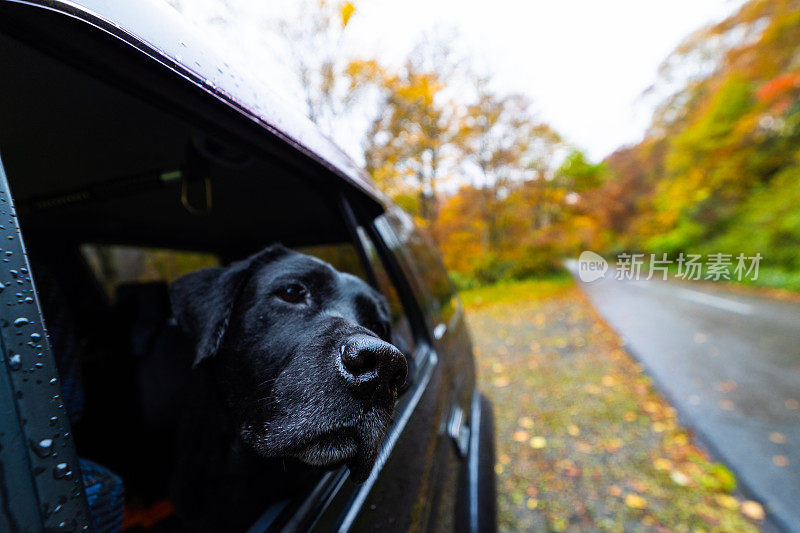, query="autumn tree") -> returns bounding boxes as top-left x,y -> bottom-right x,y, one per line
275,0 -> 357,134
351,46 -> 465,222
